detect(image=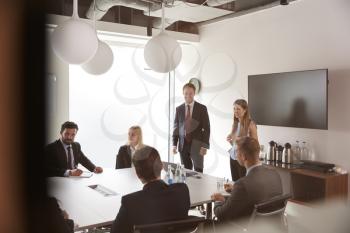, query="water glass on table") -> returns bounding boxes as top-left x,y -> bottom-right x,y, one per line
217,178 -> 232,192
216,177 -> 225,192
